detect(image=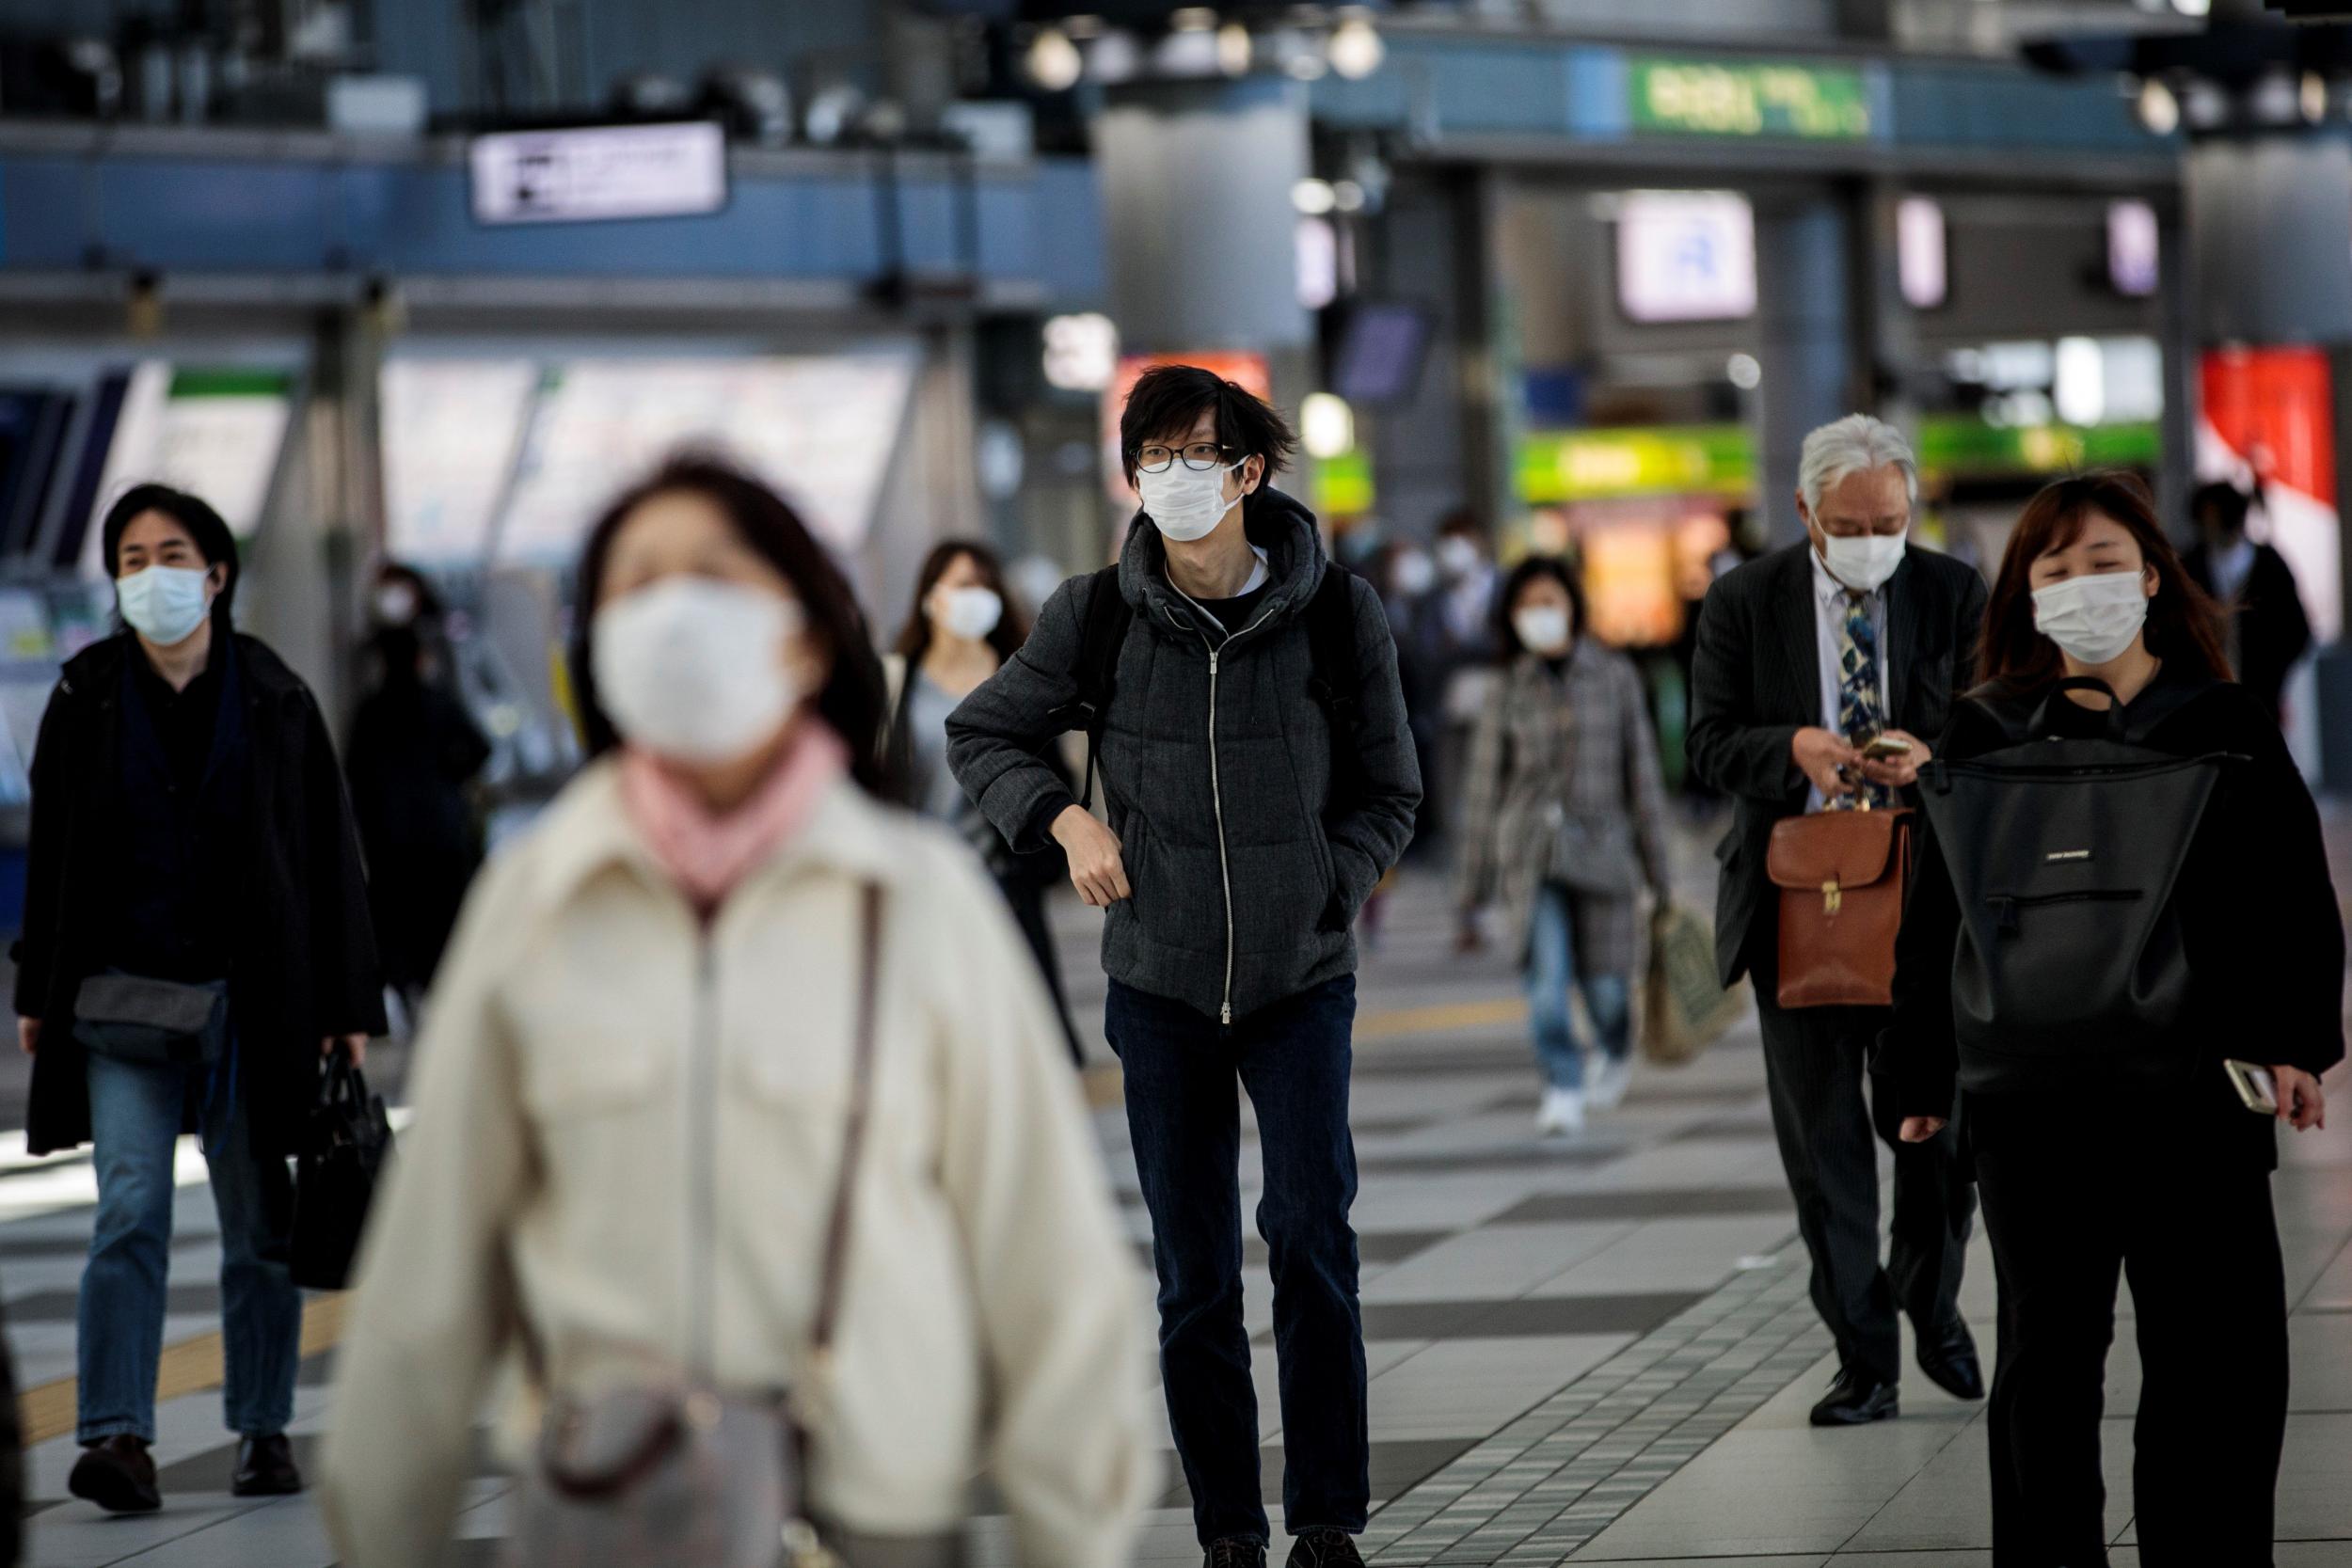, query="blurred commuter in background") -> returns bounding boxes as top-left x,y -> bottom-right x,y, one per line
884,538 -> 1082,1063
2185,481 -> 2311,725
1376,541 -> 1445,863
1688,415 -> 1983,1429
1456,558 -> 1671,1136
948,366 -> 1420,1568
346,563 -> 490,1009
15,483 -> 384,1513
1889,472 -> 2342,1565
323,457 -> 1151,1568
1425,507 -> 1502,849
